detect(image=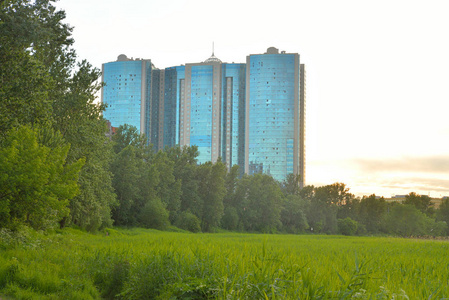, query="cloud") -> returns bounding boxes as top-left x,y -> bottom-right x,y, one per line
377,177 -> 449,194
348,175 -> 449,198
353,155 -> 449,174
307,156 -> 449,197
